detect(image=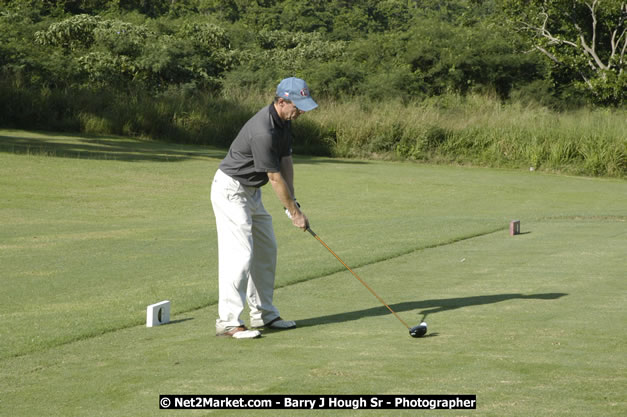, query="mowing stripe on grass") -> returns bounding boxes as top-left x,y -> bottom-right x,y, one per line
0,226 -> 506,361
4,215 -> 623,361
275,225 -> 508,289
